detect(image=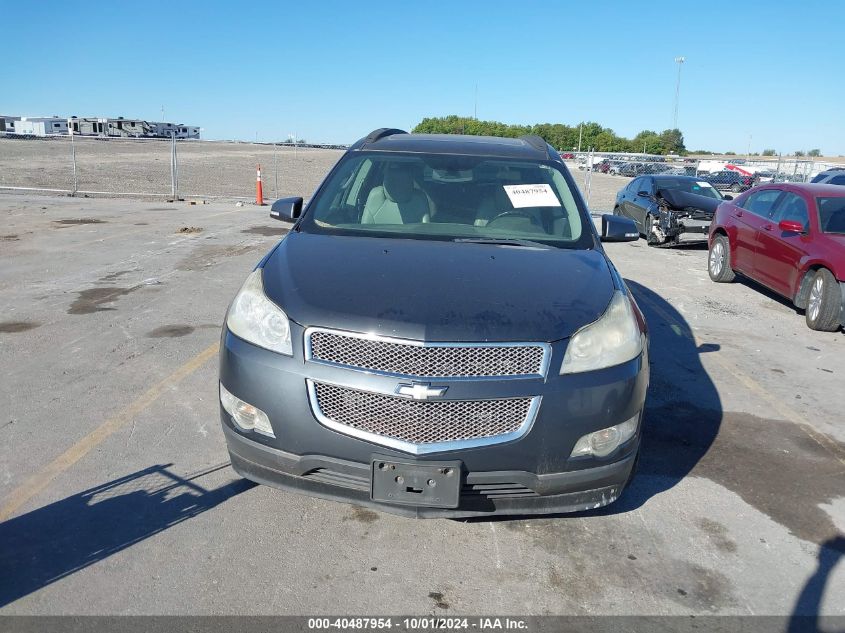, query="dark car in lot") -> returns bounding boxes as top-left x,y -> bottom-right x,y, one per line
614,175 -> 726,246
708,183 -> 845,331
615,162 -> 643,177
810,170 -> 845,186
219,129 -> 649,518
704,170 -> 755,193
